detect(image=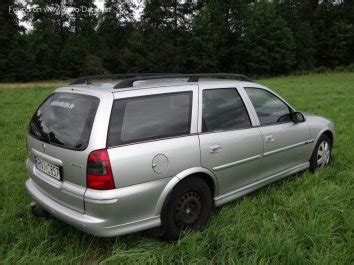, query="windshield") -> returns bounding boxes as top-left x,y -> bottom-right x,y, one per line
29,93 -> 99,150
